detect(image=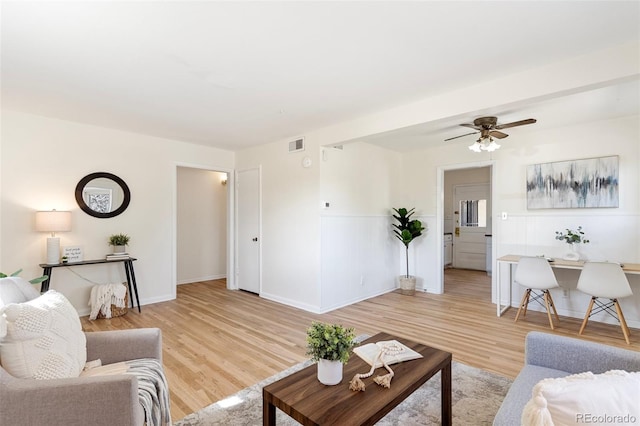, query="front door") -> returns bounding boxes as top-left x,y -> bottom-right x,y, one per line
236,167 -> 260,294
453,184 -> 490,270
